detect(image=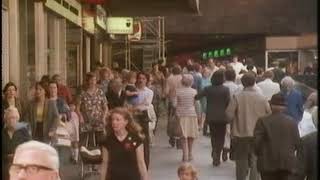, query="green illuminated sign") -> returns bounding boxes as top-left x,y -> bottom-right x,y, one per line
202,47 -> 232,60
